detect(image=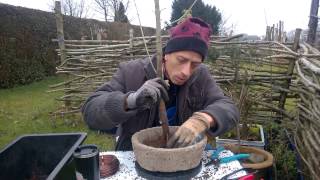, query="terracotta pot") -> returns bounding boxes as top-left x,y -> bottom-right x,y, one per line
223,144 -> 274,169
132,126 -> 207,172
